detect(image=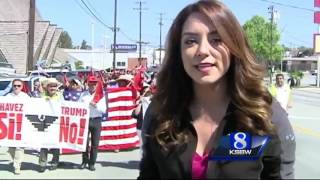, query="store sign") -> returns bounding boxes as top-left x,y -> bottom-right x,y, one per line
111,44 -> 137,52
314,34 -> 320,53
315,0 -> 320,8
